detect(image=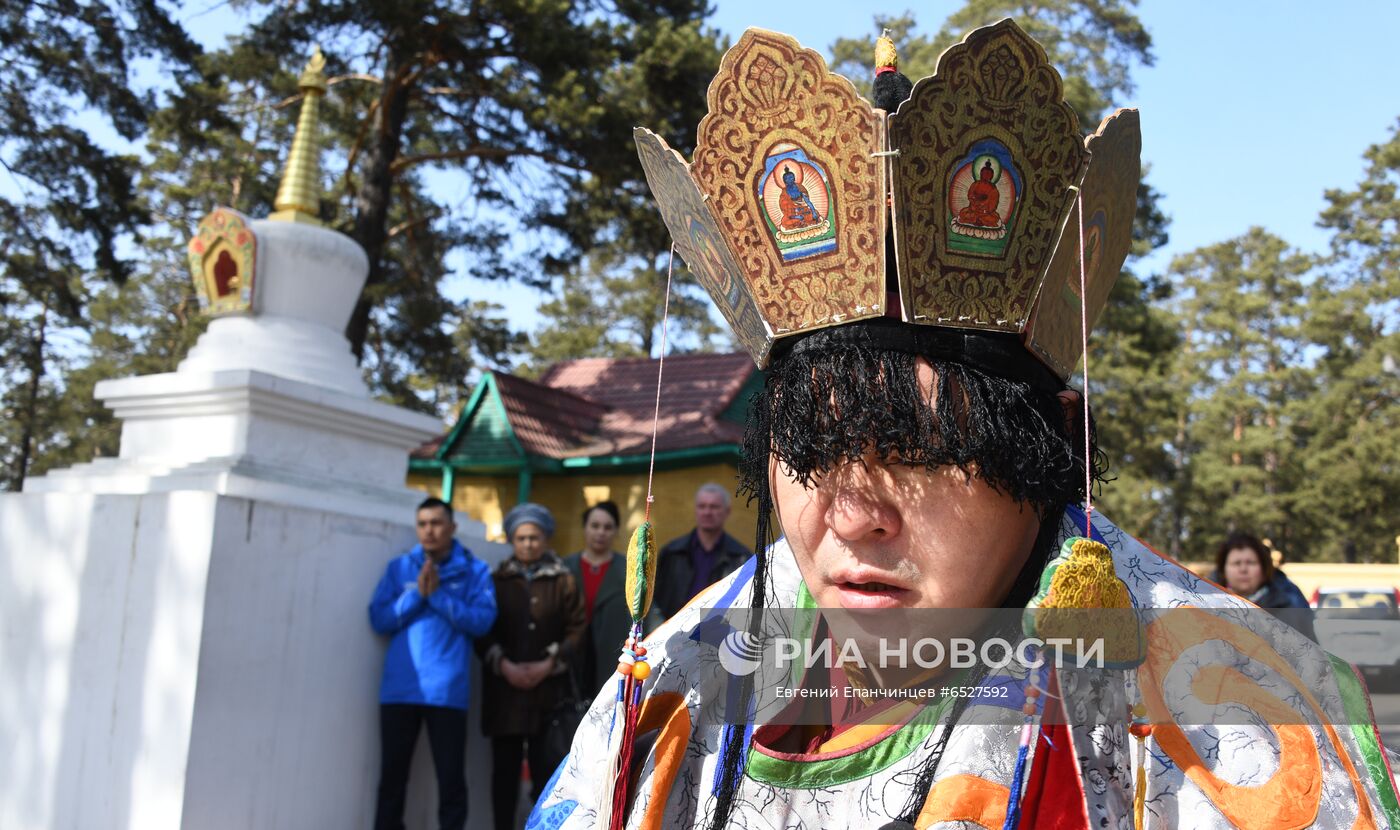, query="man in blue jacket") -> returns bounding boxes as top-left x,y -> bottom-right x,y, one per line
370,497 -> 497,830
